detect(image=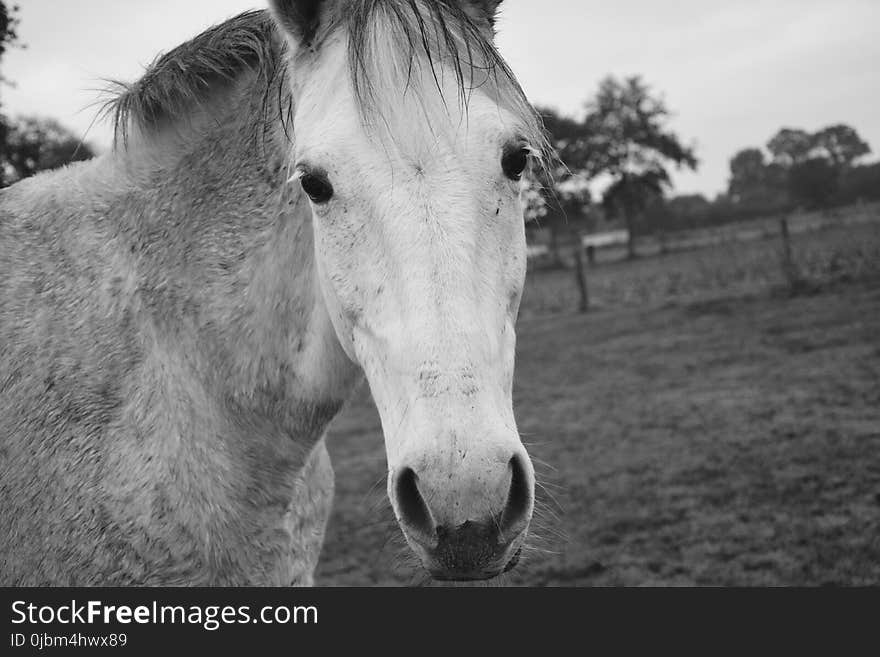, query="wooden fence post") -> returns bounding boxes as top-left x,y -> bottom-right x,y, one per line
573,237 -> 589,313
779,216 -> 797,288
